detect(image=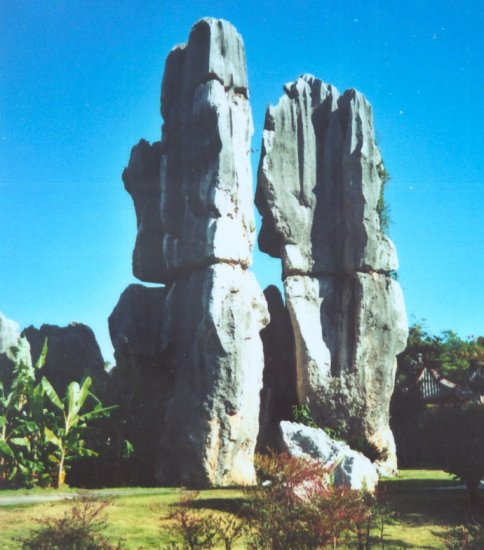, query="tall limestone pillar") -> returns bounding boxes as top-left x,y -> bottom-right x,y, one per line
256,75 -> 408,472
120,18 -> 268,487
